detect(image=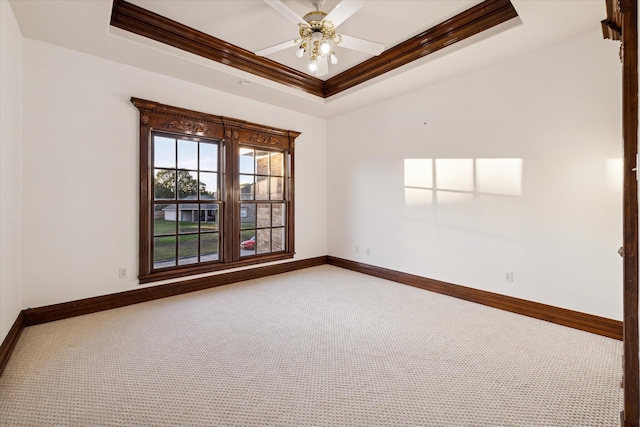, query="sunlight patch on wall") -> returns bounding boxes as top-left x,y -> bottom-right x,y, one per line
404,158 -> 523,206
436,159 -> 474,192
476,158 -> 522,196
404,159 -> 433,188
